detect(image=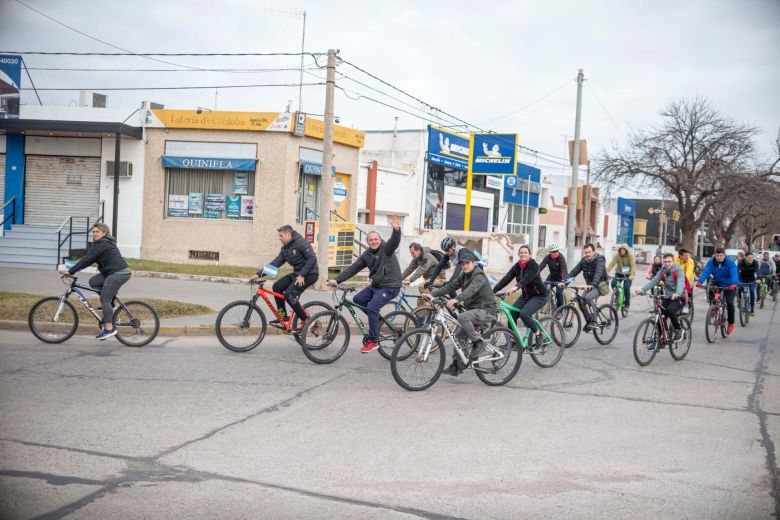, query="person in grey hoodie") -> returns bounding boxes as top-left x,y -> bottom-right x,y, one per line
328,214 -> 403,353
636,253 -> 686,343
65,223 -> 132,341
